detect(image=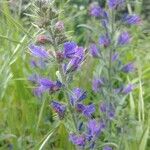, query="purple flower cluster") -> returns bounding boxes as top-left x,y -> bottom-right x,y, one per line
28,40 -> 85,97
69,134 -> 86,147
99,34 -> 110,47
63,42 -> 85,73
29,44 -> 49,59
107,0 -> 125,9
89,2 -> 102,17
87,119 -> 105,138
69,118 -> 106,149
123,14 -> 141,25
118,31 -> 131,45
92,77 -> 104,93
89,44 -> 100,58
68,87 -> 109,149
69,87 -> 95,118
51,100 -> 66,119
122,84 -> 134,94
69,88 -> 86,106
122,62 -> 135,73
63,41 -> 77,58
81,104 -> 95,118
32,77 -> 62,97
